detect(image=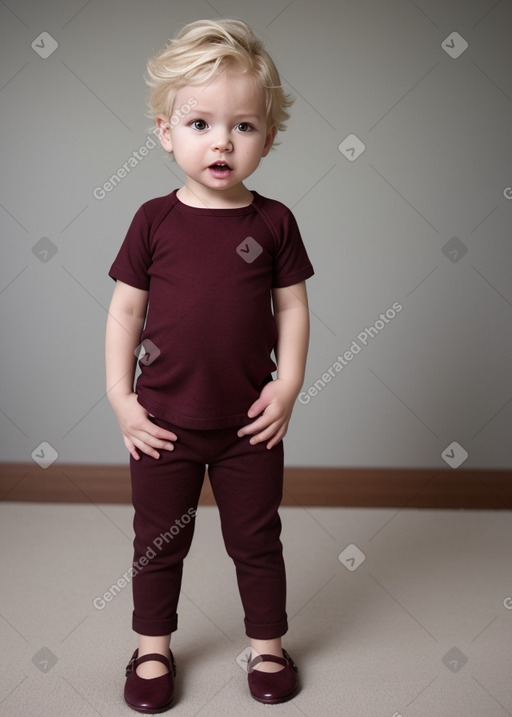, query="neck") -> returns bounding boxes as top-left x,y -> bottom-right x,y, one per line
177,182 -> 253,209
